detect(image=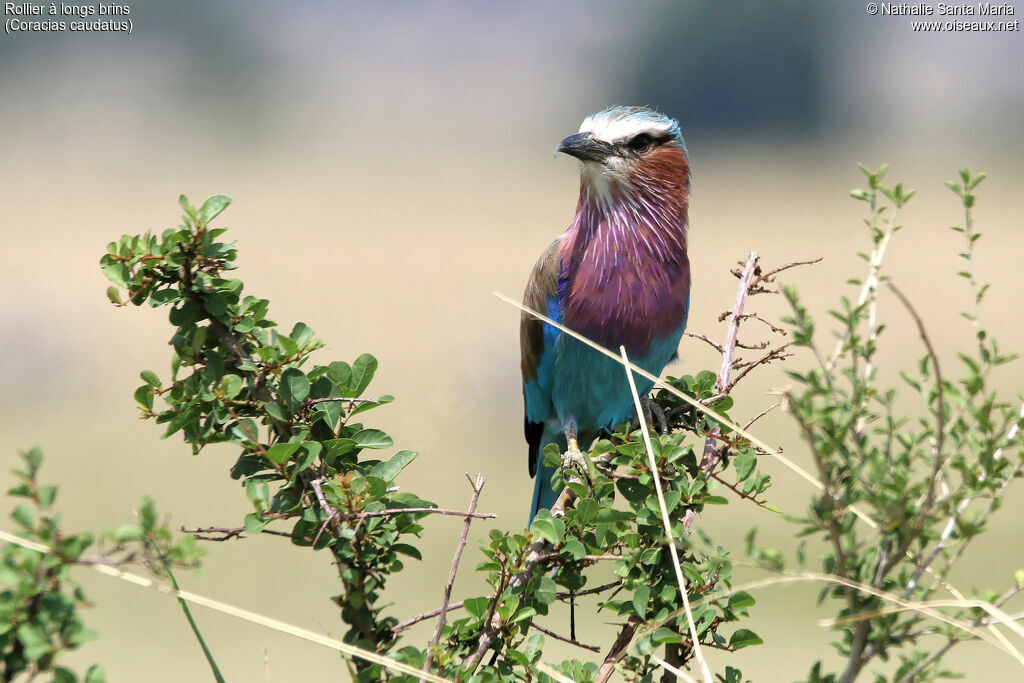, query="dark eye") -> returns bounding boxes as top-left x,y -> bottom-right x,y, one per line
628,134 -> 653,153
